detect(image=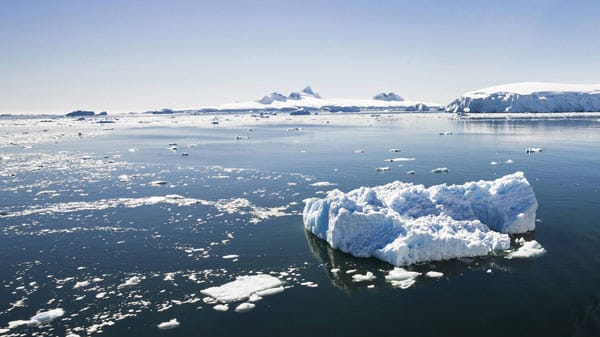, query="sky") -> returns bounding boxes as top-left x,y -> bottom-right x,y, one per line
2,0 -> 600,114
